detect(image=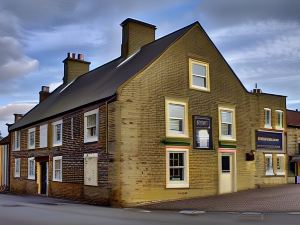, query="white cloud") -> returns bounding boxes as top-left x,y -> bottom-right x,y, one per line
0,102 -> 36,136
48,81 -> 63,92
